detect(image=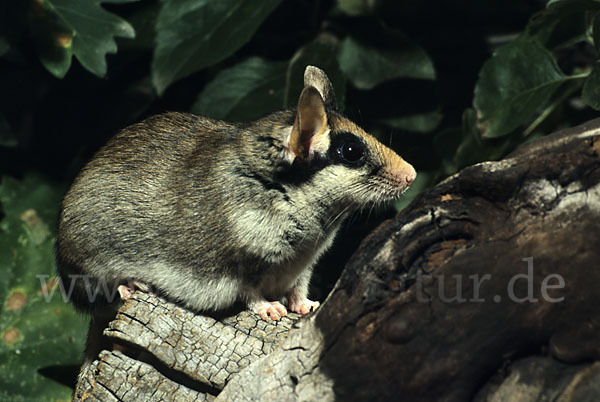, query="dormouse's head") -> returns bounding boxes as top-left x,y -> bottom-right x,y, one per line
281,66 -> 416,207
